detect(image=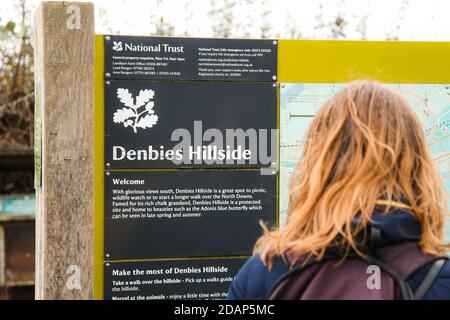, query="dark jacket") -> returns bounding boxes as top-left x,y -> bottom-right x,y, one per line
228,209 -> 450,300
